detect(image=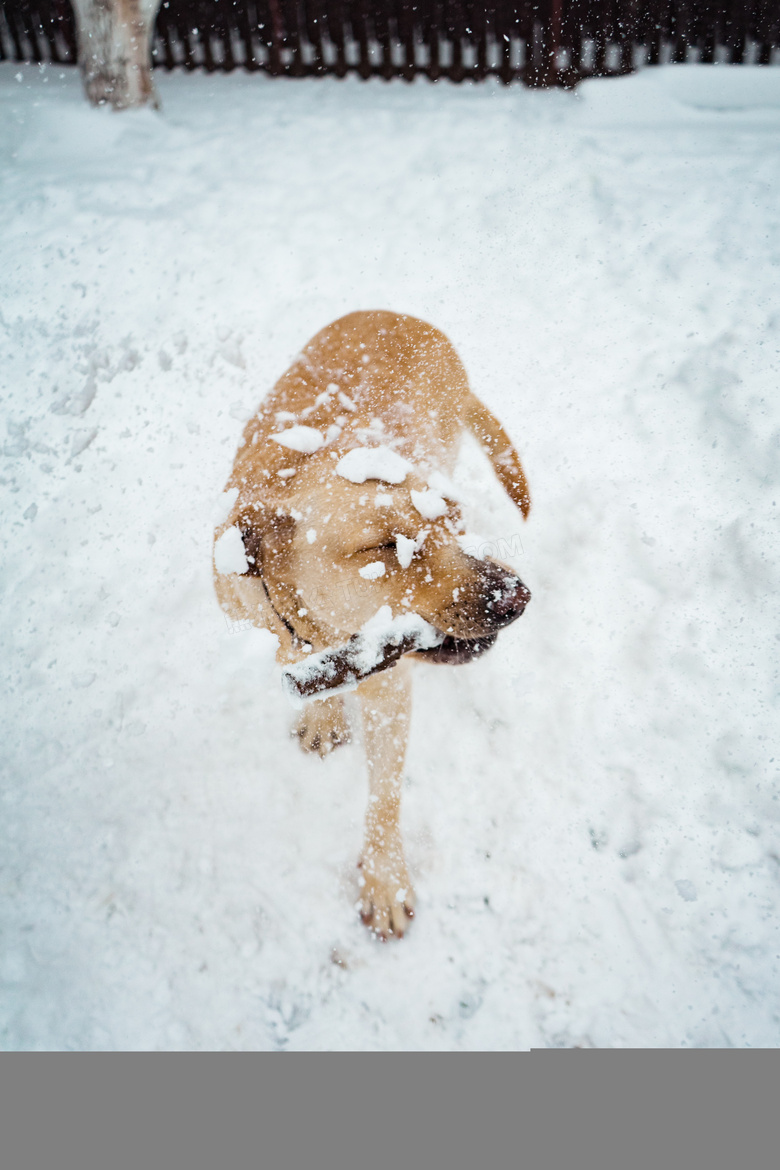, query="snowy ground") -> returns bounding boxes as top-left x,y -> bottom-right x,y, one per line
2,61 -> 779,1049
